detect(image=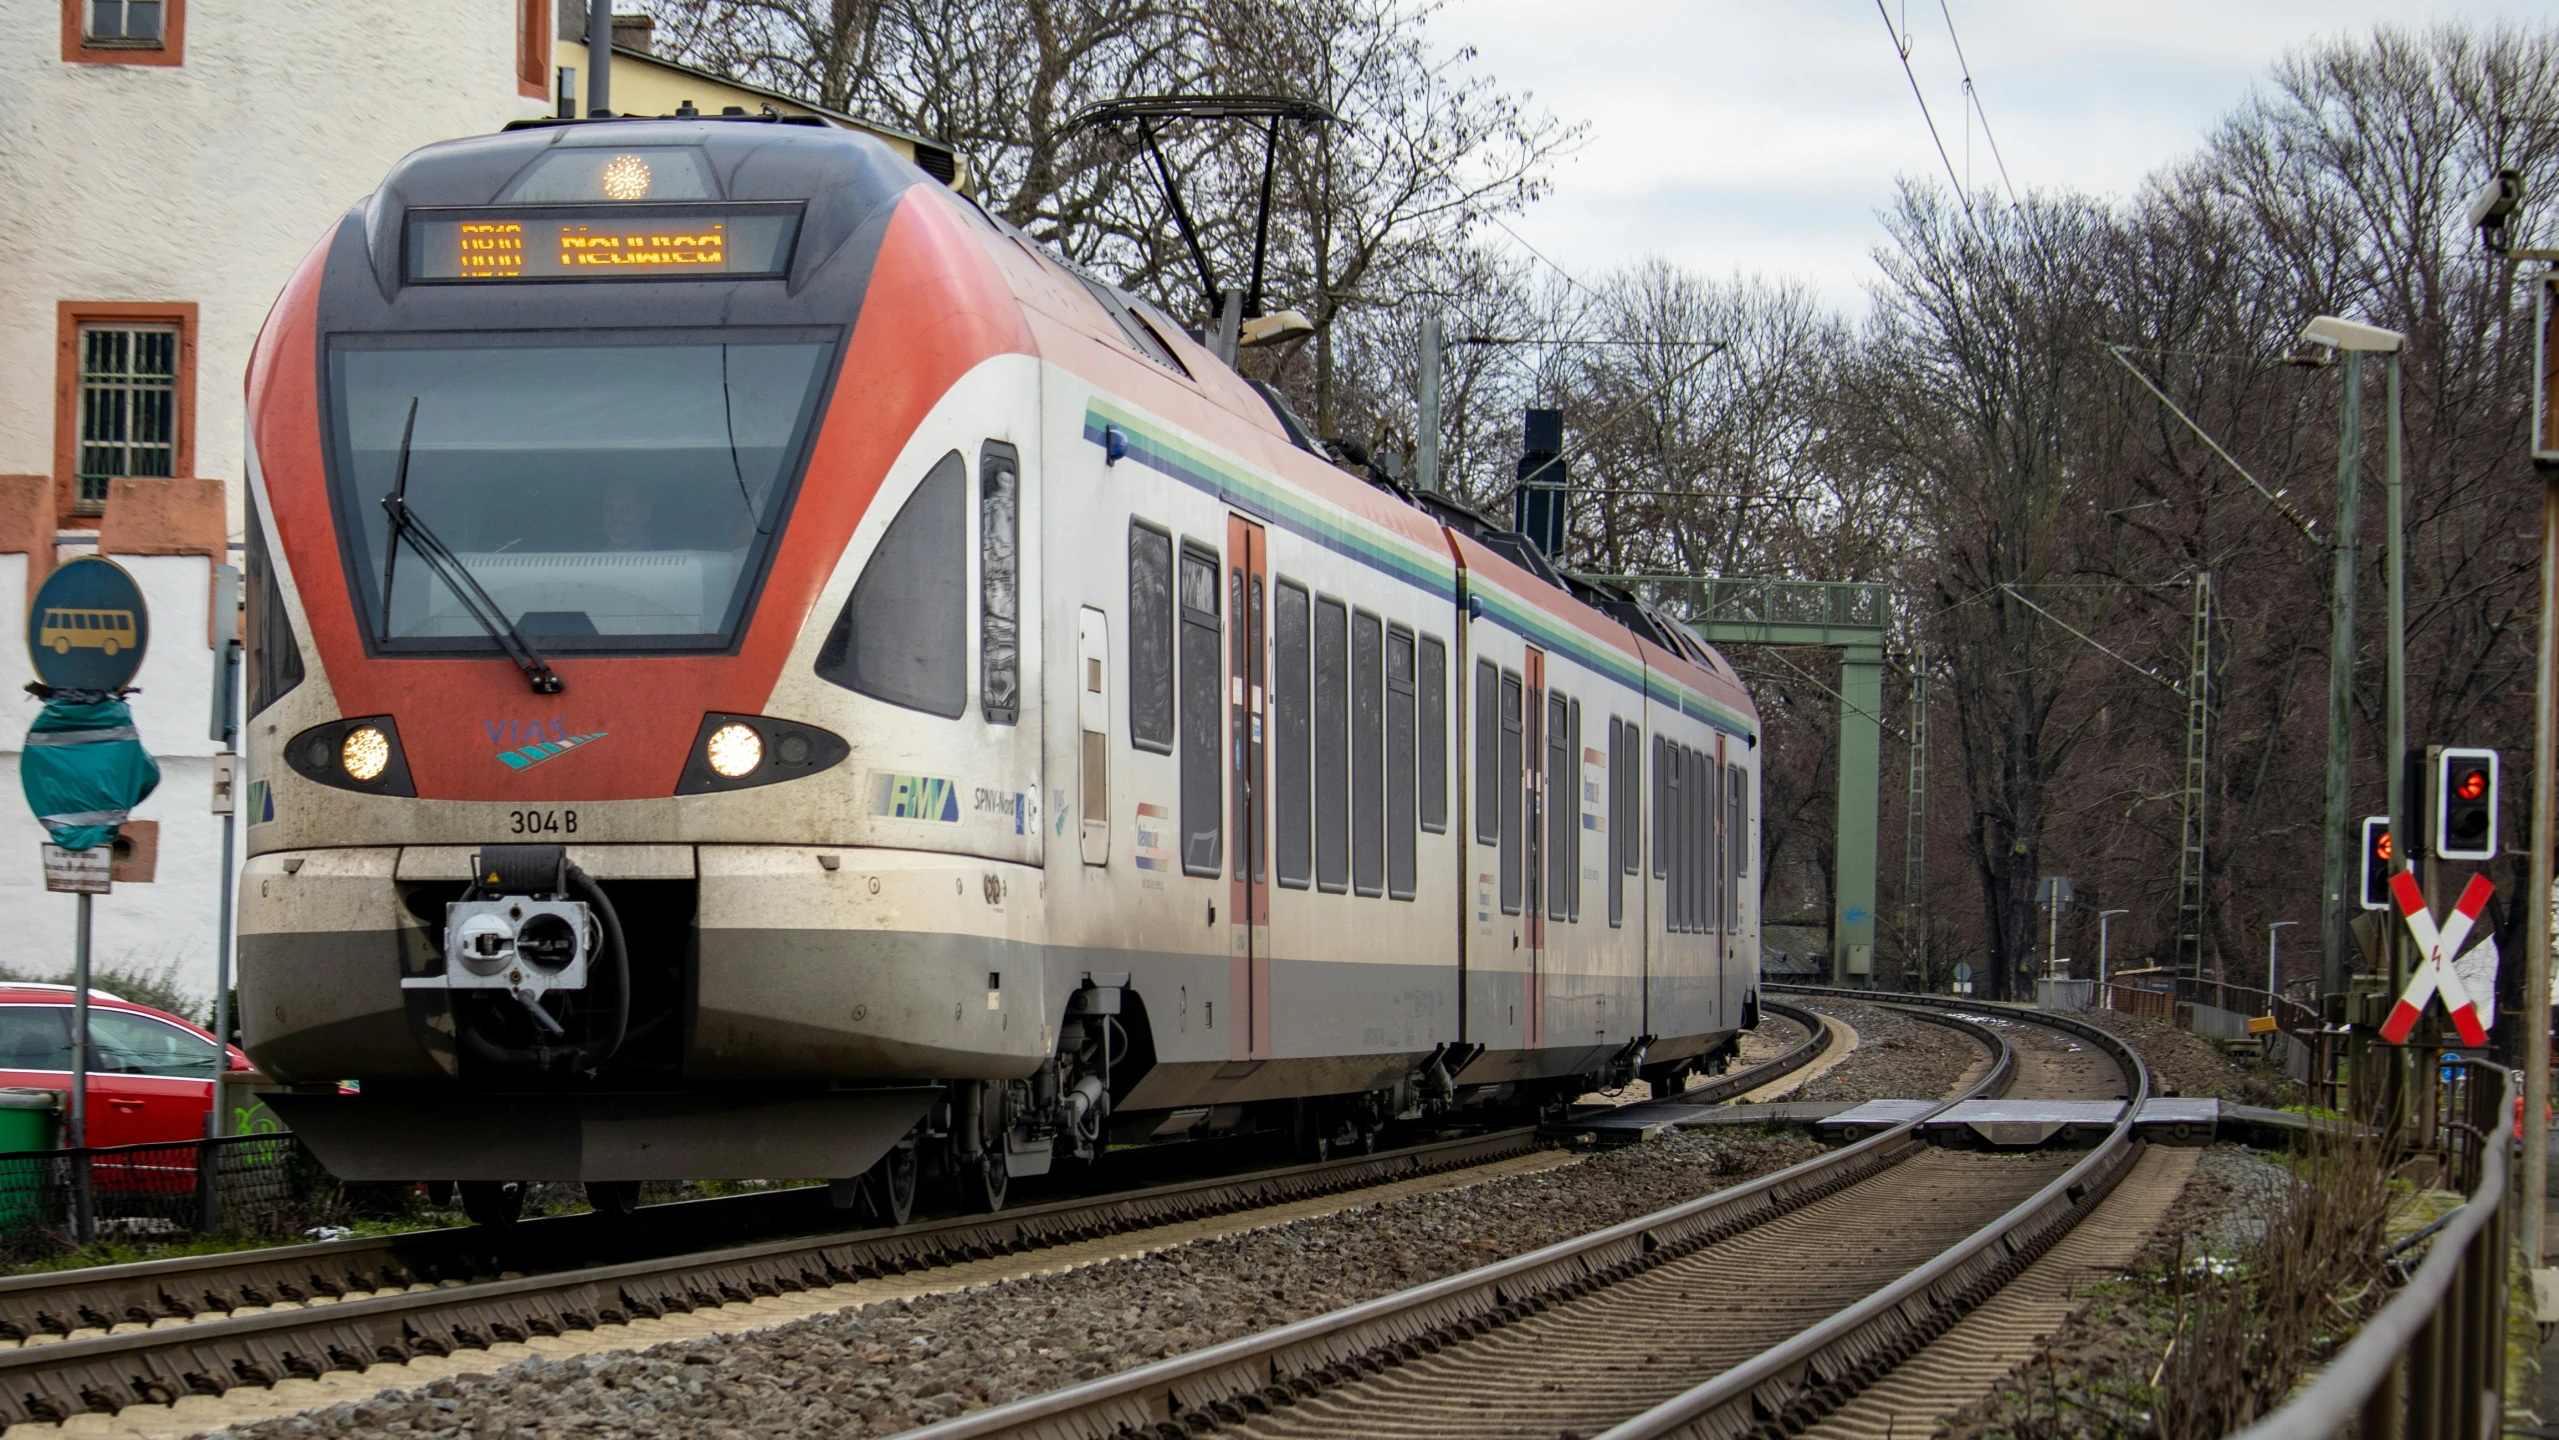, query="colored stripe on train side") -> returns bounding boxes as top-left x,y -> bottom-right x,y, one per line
1083,399 -> 1455,596
1081,399 -> 1755,742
